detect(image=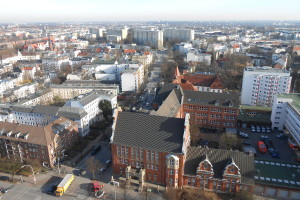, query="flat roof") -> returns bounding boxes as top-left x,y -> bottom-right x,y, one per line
244,67 -> 289,73
254,159 -> 300,190
277,93 -> 300,113
240,105 -> 272,112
